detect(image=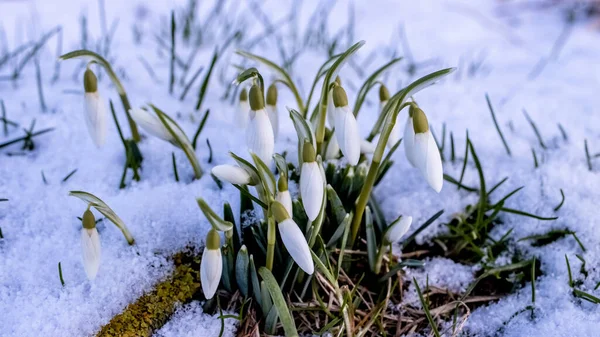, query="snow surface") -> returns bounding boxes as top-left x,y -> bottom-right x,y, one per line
1,0 -> 600,336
